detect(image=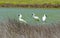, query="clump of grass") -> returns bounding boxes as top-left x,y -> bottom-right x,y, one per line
0,18 -> 60,38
